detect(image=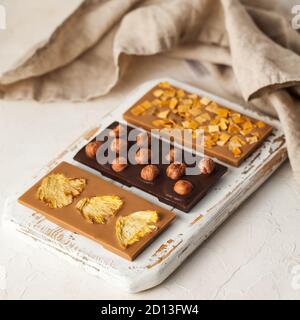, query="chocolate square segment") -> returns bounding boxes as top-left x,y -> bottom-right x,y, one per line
123,82 -> 273,166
